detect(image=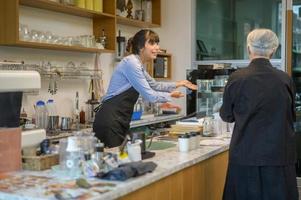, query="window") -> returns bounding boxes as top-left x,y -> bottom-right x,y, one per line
195,0 -> 282,60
